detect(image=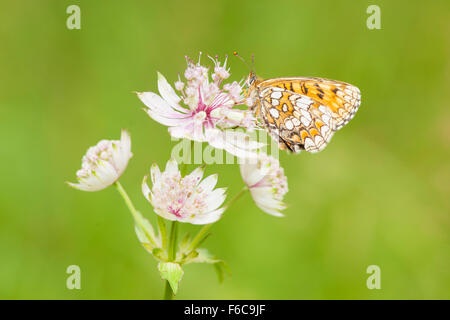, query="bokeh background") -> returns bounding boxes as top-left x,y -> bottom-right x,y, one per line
1,0 -> 449,299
